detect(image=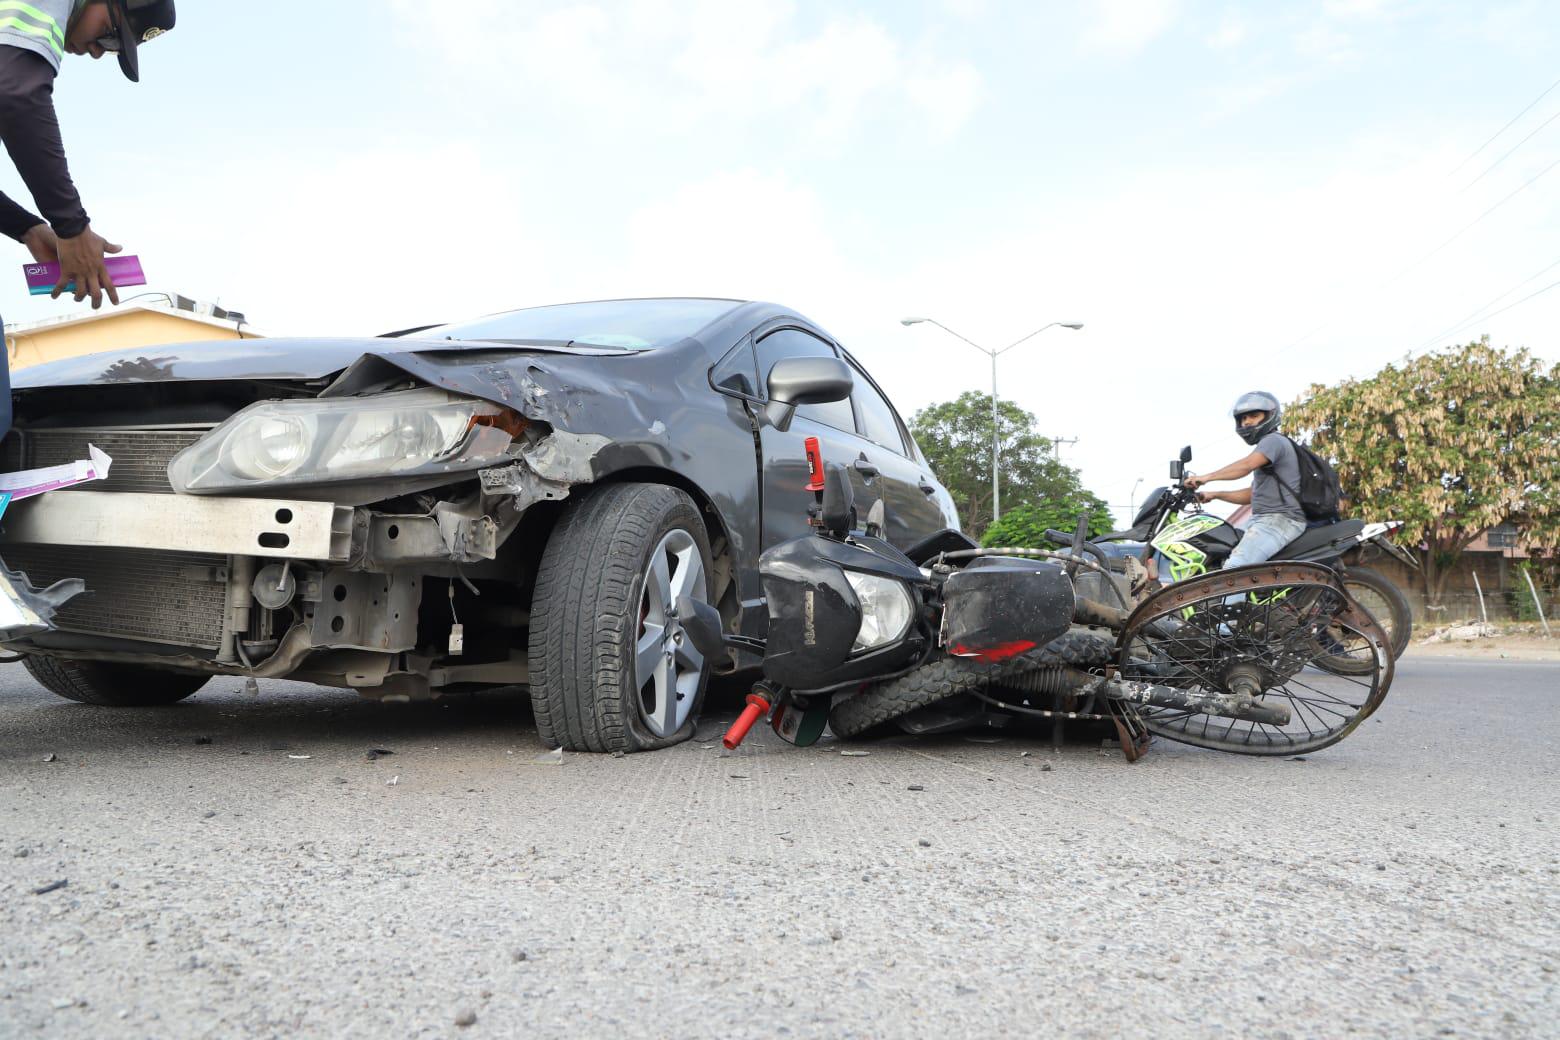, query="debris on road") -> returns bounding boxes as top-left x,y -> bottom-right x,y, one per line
918,838 -> 932,847
907,784 -> 925,791
387,775 -> 400,786
532,748 -> 564,766
287,754 -> 312,760
365,748 -> 394,761
455,1009 -> 478,1028
1421,622 -> 1498,643
41,752 -> 57,762
32,879 -> 67,895
839,749 -> 870,757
